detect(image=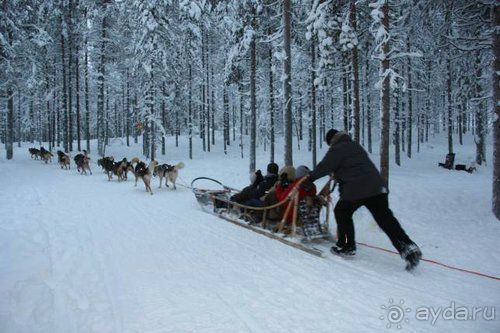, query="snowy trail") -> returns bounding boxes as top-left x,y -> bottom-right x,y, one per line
1,143 -> 499,332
